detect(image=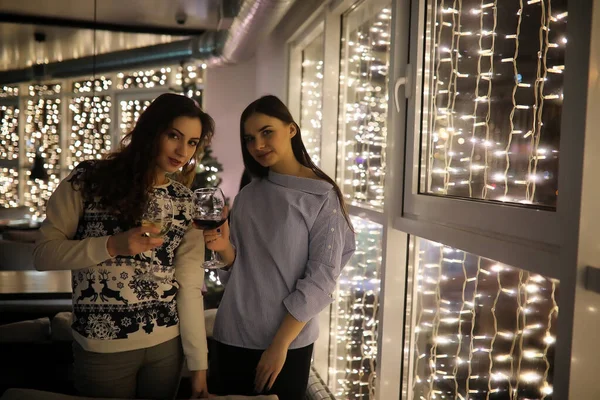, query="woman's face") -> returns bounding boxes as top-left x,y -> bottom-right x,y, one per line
243,113 -> 296,168
156,116 -> 203,175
